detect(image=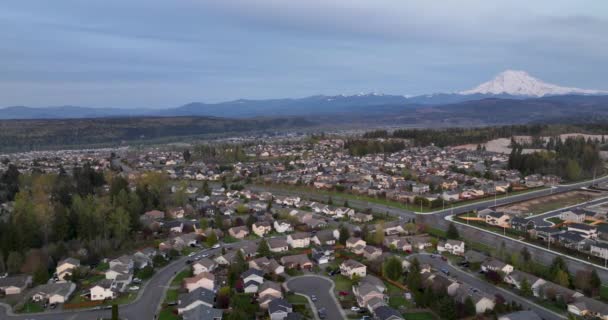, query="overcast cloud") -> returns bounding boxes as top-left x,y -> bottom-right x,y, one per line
1,0 -> 607,107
